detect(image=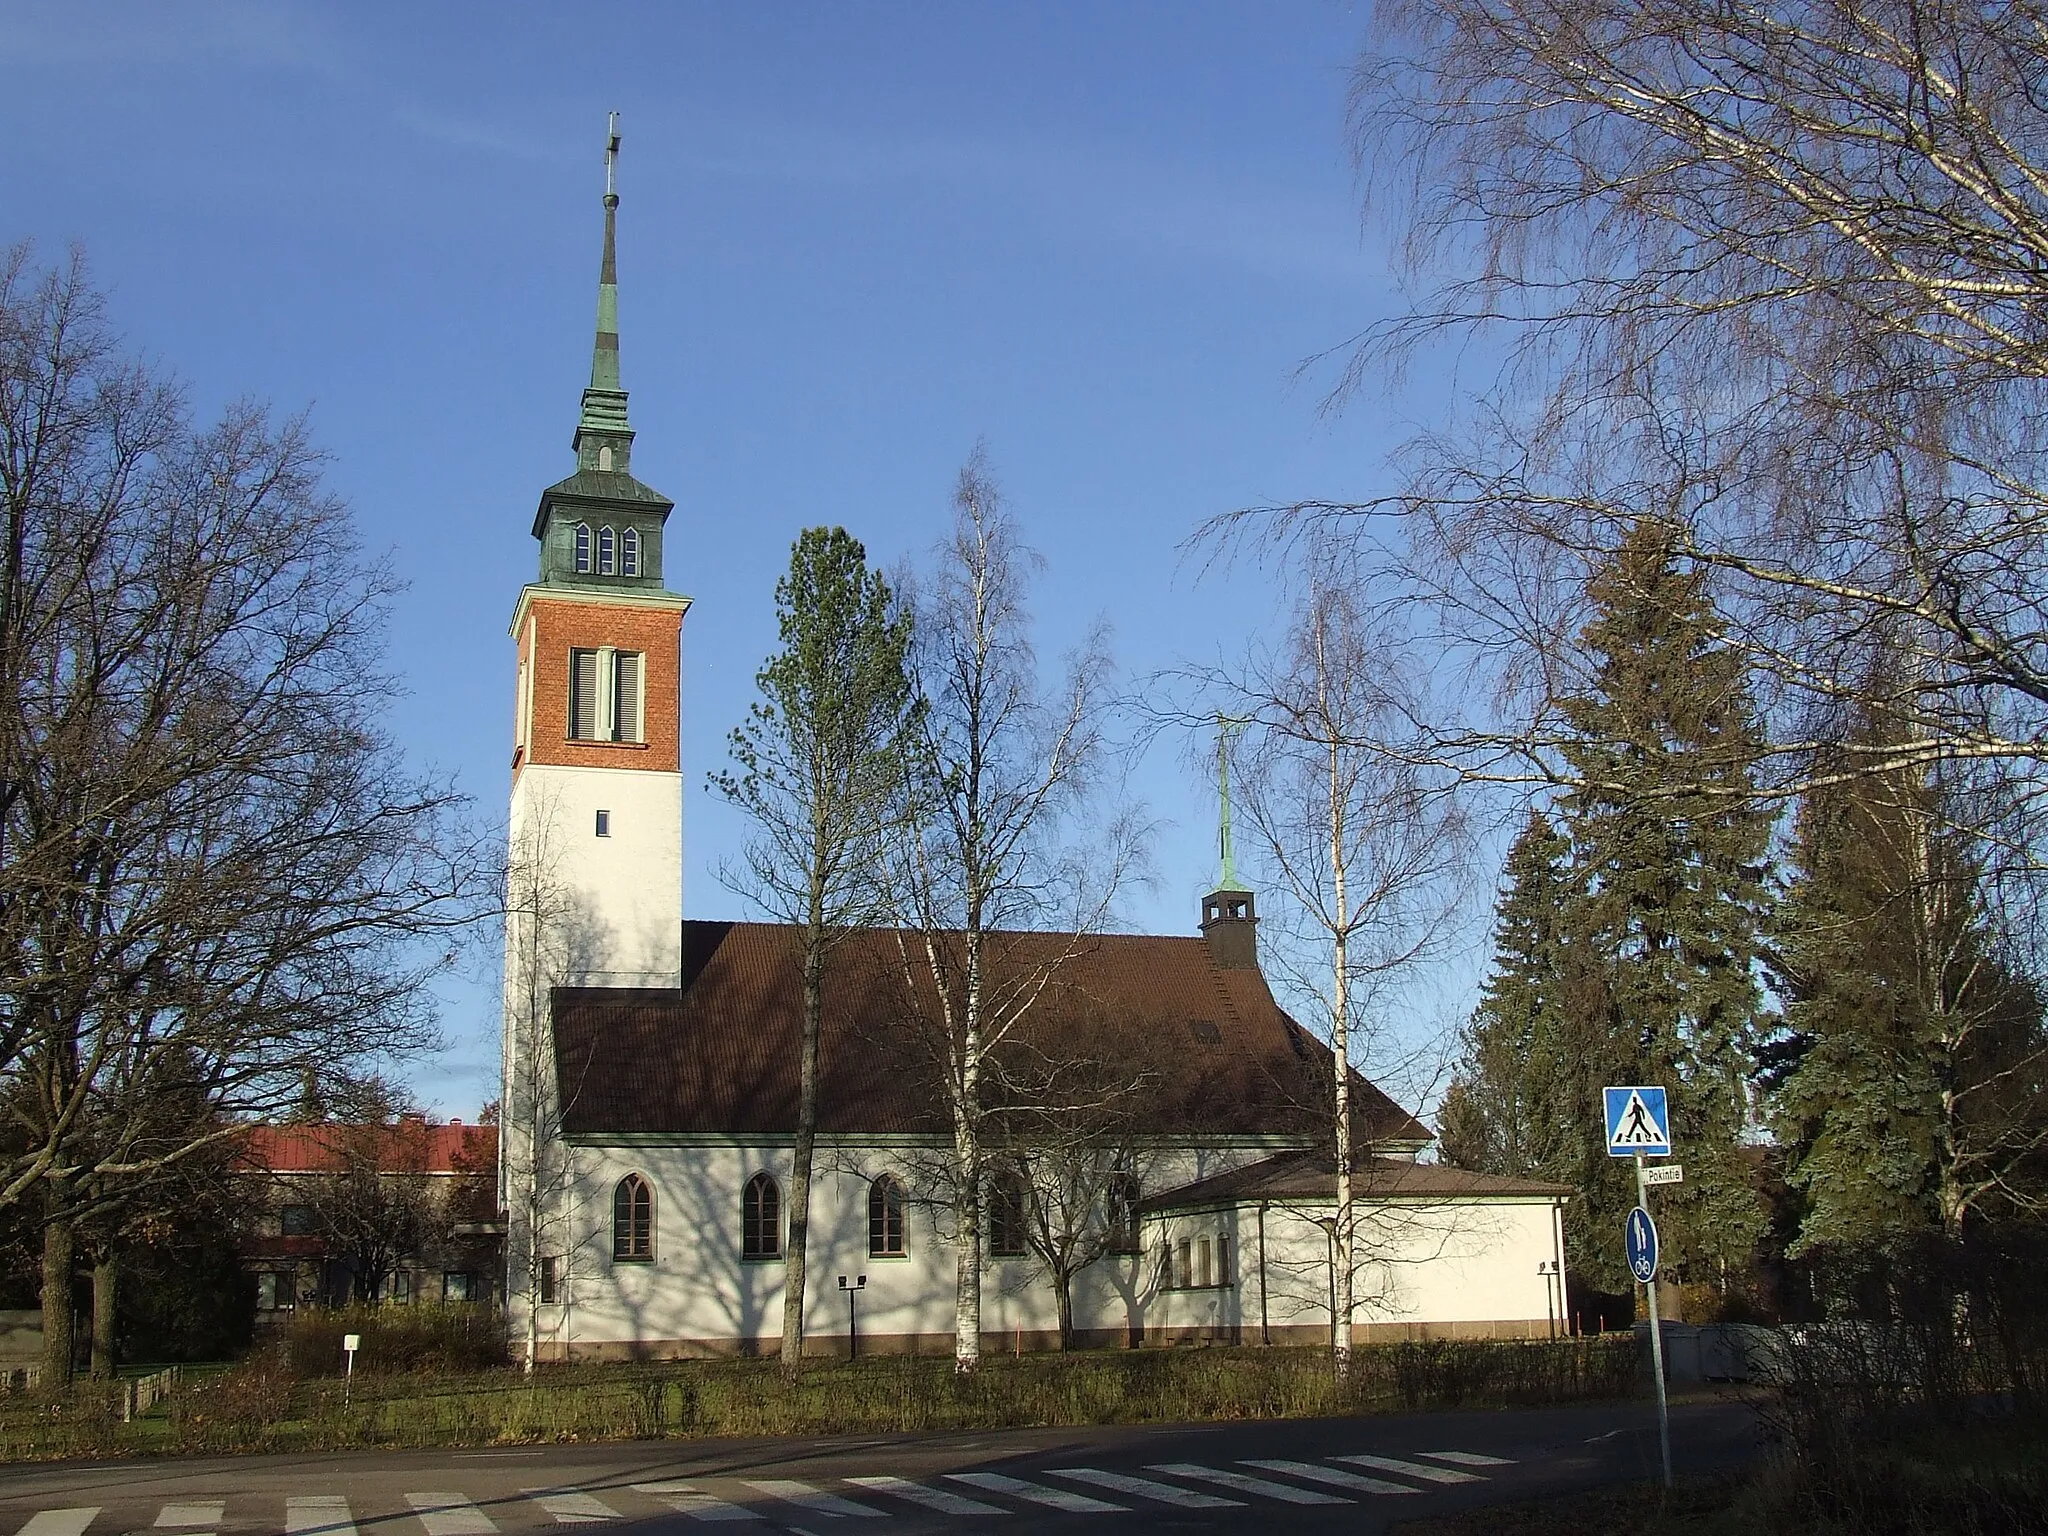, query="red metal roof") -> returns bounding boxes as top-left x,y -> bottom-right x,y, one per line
552,920 -> 1430,1143
238,1121 -> 493,1174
